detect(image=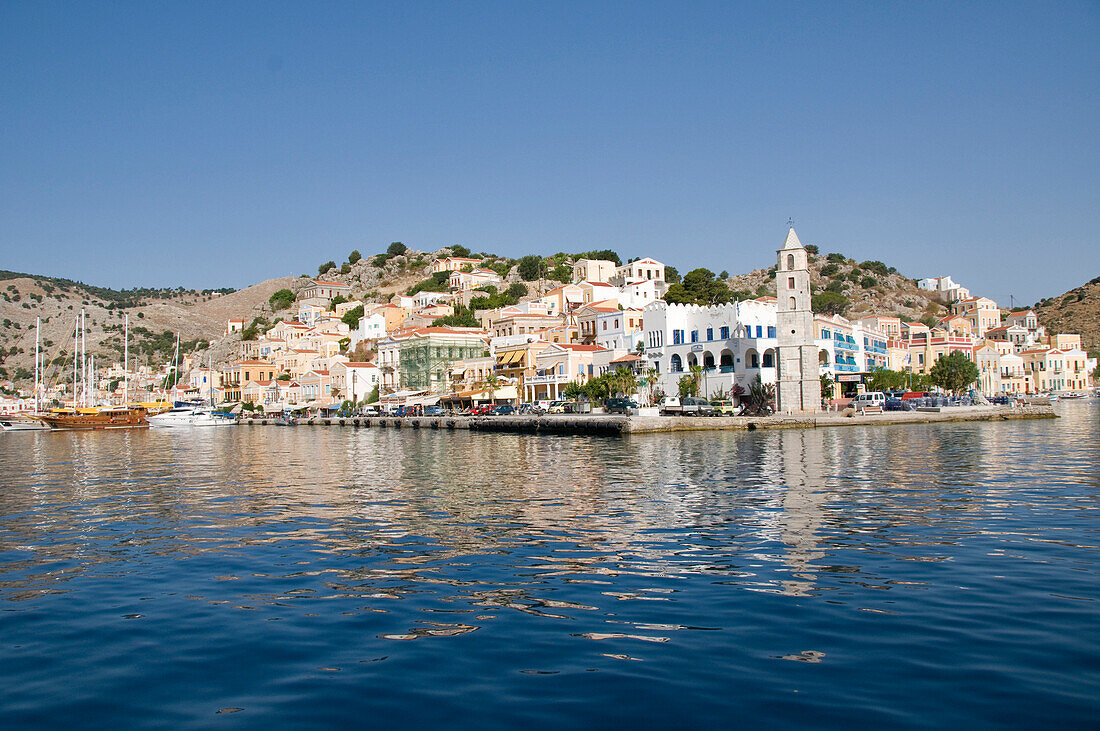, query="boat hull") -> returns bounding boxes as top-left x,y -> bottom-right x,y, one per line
40,409 -> 149,430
